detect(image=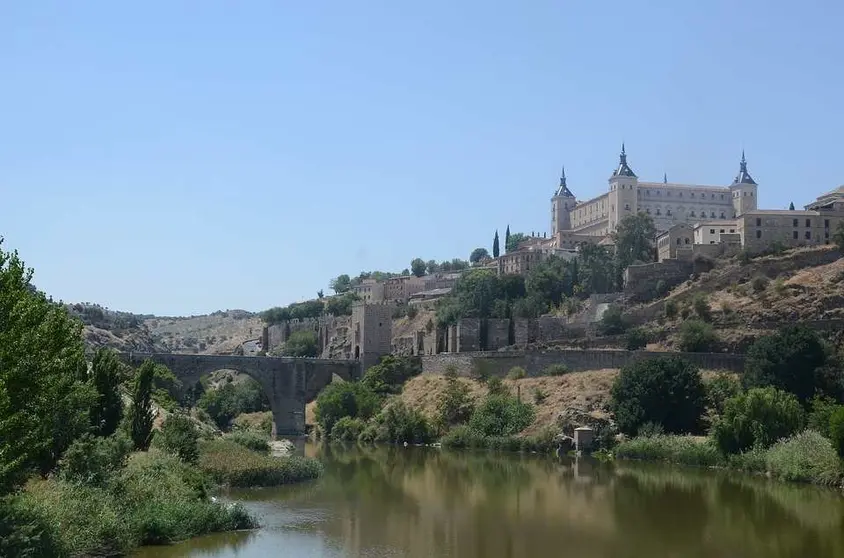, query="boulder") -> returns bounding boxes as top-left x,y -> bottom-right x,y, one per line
556,407 -> 612,437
